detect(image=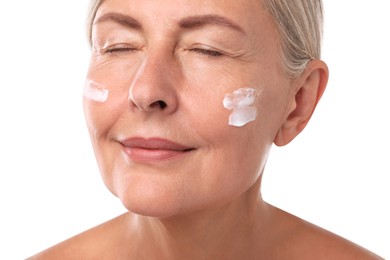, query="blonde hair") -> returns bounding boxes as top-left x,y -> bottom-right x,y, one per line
86,0 -> 323,78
